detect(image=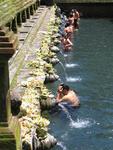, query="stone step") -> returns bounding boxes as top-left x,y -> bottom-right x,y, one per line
31,16 -> 39,19
0,47 -> 15,54
0,27 -> 9,36
23,23 -> 34,27
0,35 -> 18,54
0,31 -> 14,42
0,36 -> 9,42
0,42 -> 13,48
19,27 -> 32,33
0,34 -> 18,48
19,33 -> 28,41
